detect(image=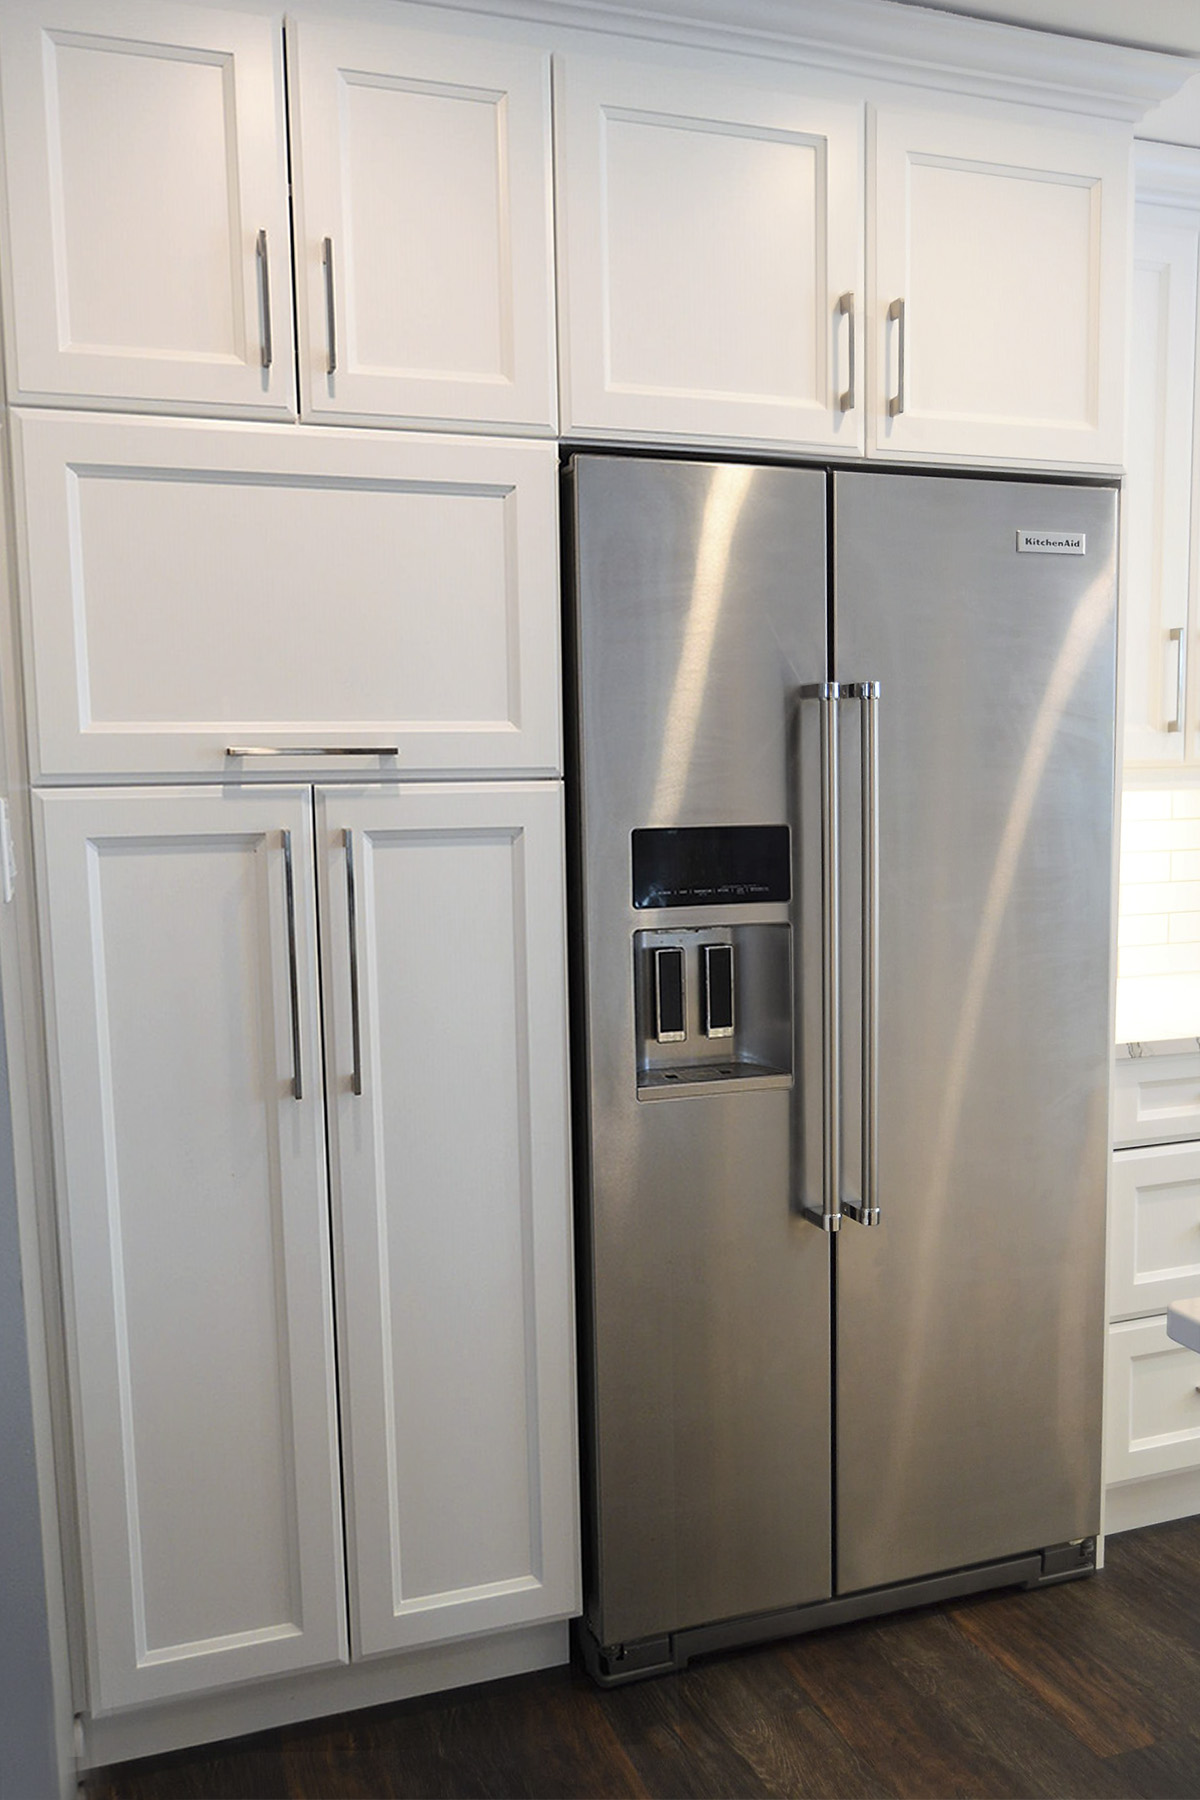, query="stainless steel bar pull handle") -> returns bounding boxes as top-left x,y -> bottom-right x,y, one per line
256,229 -> 273,371
1169,626 -> 1186,734
322,236 -> 337,376
344,829 -> 363,1097
282,830 -> 303,1101
800,682 -> 842,1233
226,746 -> 400,759
838,292 -> 855,414
842,682 -> 881,1227
888,298 -> 906,418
